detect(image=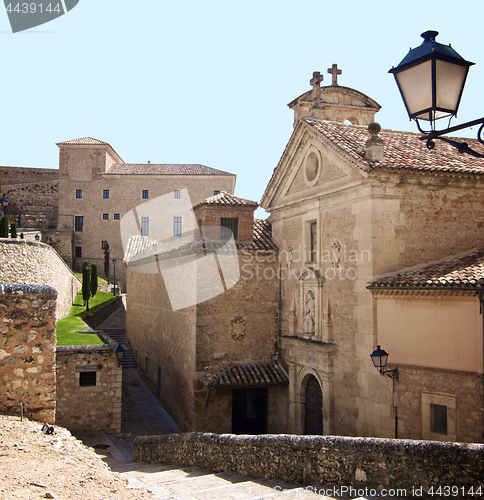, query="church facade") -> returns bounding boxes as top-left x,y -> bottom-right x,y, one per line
260,67 -> 484,442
